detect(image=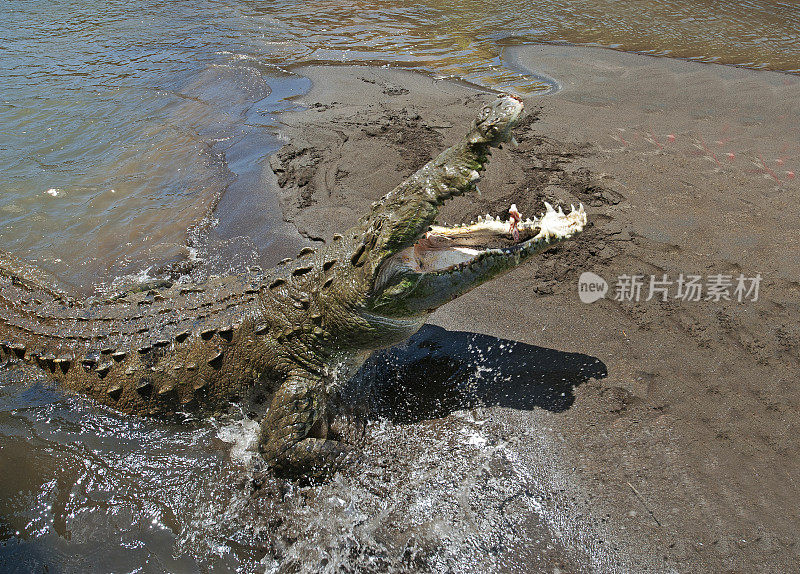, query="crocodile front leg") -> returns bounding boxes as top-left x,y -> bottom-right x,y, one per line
258,370 -> 350,477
